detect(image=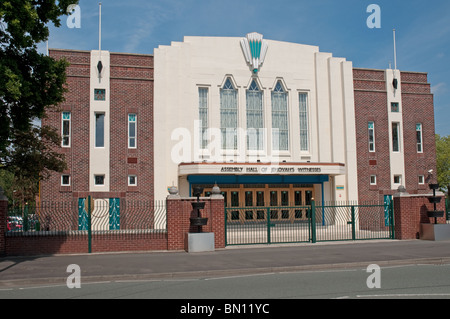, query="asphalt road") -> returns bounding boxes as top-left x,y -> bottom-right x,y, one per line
2,263 -> 450,300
